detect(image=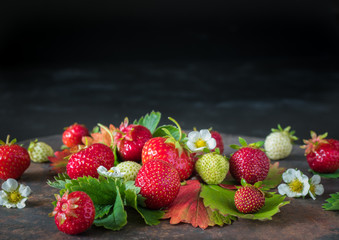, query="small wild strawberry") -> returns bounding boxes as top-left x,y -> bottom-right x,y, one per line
229,137 -> 270,184
28,139 -> 54,163
301,131 -> 339,173
0,135 -> 30,180
234,180 -> 265,214
50,191 -> 95,235
135,159 -> 181,209
264,124 -> 298,160
62,123 -> 90,148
